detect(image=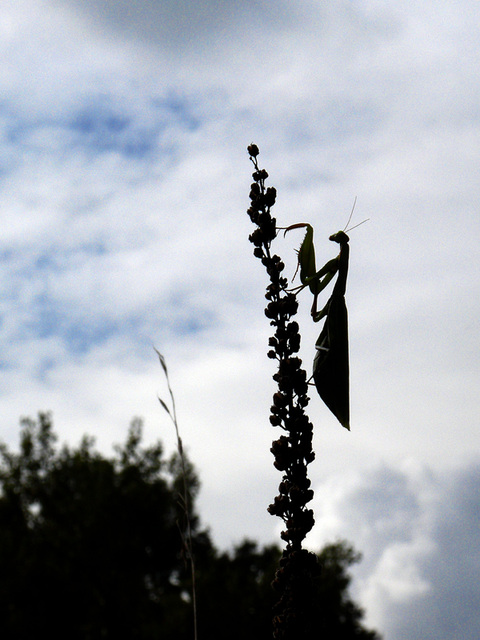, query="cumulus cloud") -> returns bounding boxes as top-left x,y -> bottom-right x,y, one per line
308,461 -> 480,640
